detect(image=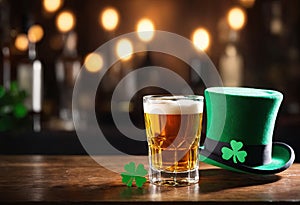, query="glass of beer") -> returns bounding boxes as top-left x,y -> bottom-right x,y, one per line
143,95 -> 203,186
